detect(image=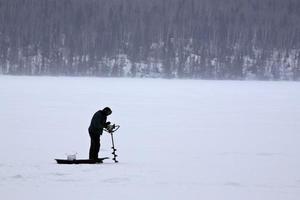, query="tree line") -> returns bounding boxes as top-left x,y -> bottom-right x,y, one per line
0,0 -> 300,80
